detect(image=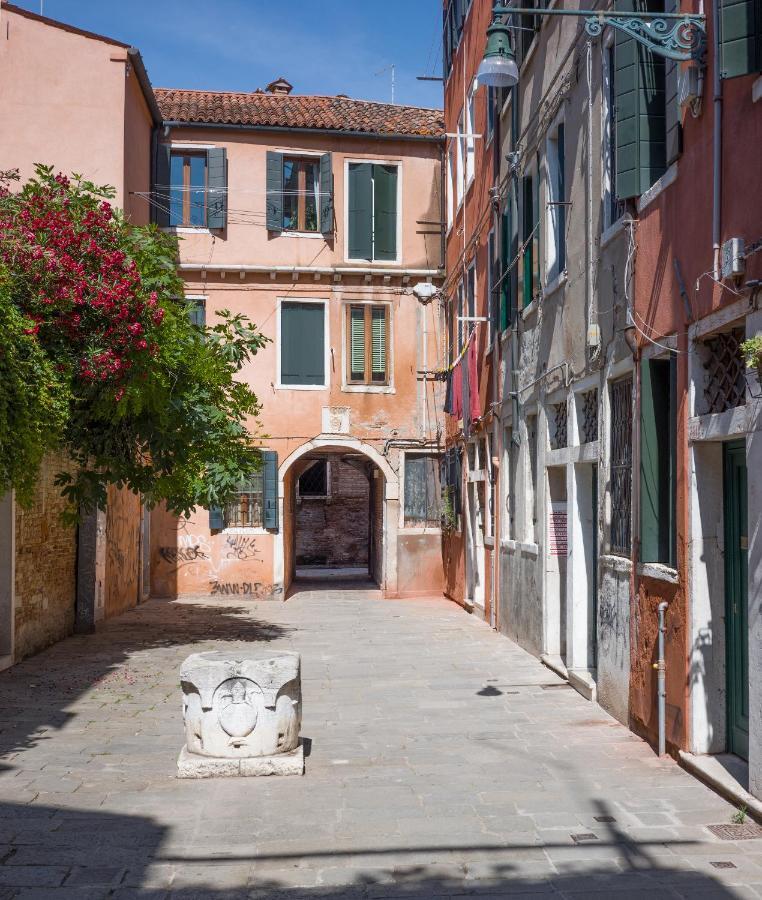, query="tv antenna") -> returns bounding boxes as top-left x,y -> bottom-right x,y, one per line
375,64 -> 395,104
